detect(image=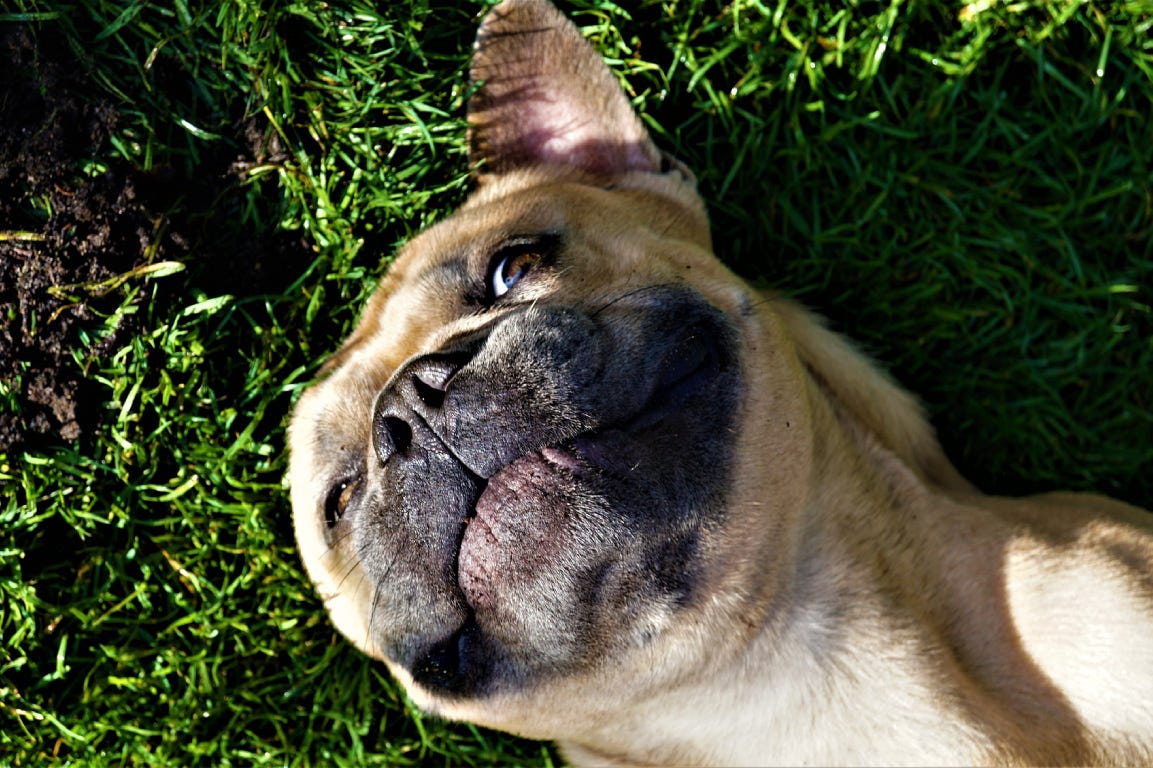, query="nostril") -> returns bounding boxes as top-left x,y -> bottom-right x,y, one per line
374,414 -> 413,464
412,374 -> 446,409
410,355 -> 466,410
385,417 -> 413,452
